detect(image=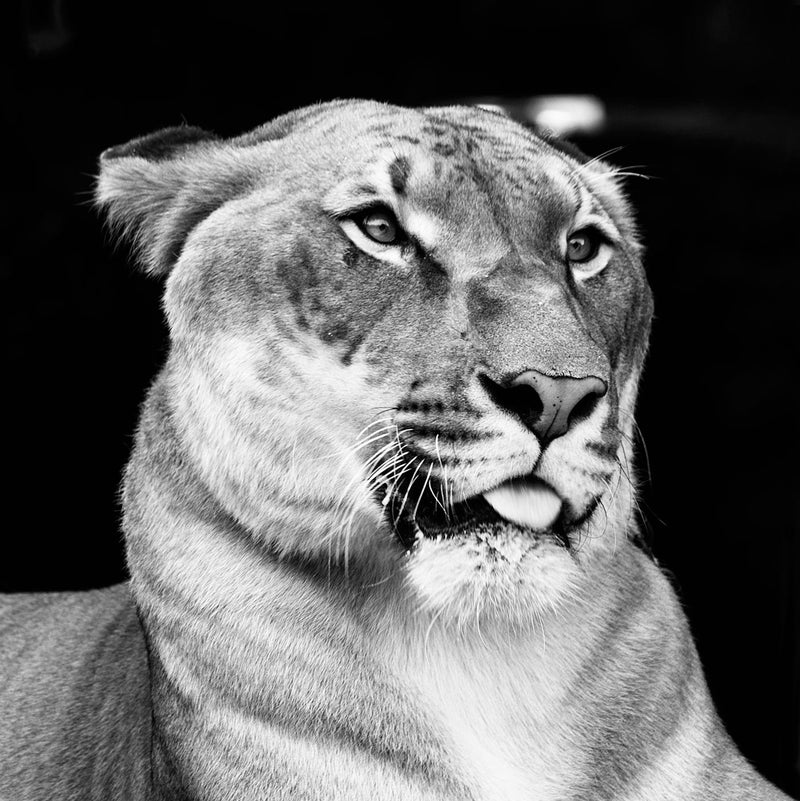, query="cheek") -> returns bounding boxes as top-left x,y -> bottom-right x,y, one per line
358,294 -> 440,387
578,263 -> 647,370
267,239 -> 406,364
